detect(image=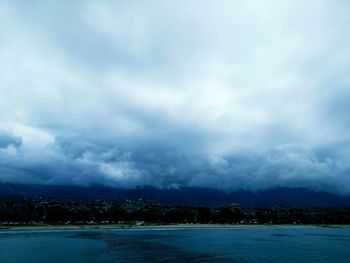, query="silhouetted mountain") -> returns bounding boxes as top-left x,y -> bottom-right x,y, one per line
0,183 -> 349,208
